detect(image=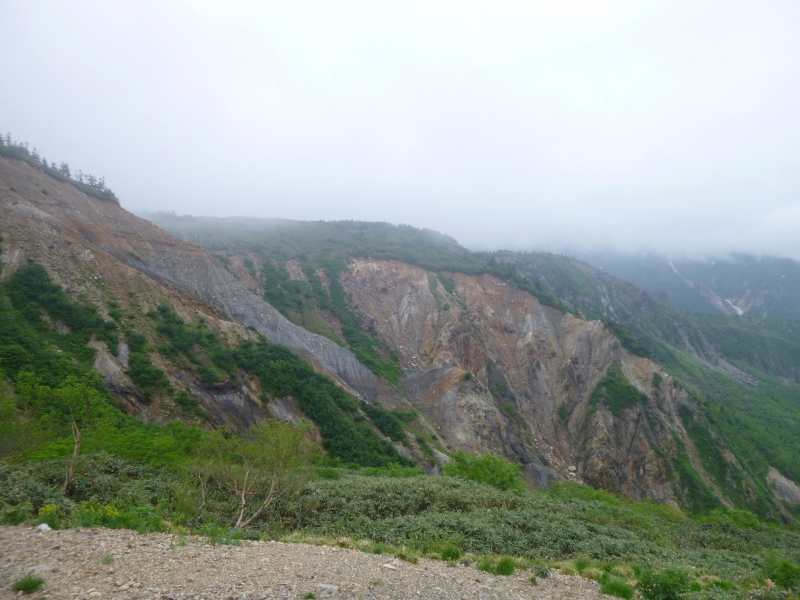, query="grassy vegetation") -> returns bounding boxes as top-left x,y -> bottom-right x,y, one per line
233,338 -> 411,466
11,573 -> 44,595
601,318 -> 654,359
5,456 -> 800,595
6,264 -> 119,360
442,451 -> 526,493
589,360 -> 648,417
0,264 -> 411,472
280,475 -> 800,588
